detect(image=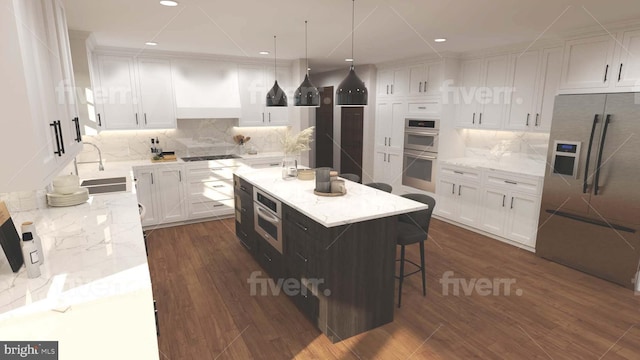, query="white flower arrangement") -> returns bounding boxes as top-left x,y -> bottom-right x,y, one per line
280,126 -> 315,155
